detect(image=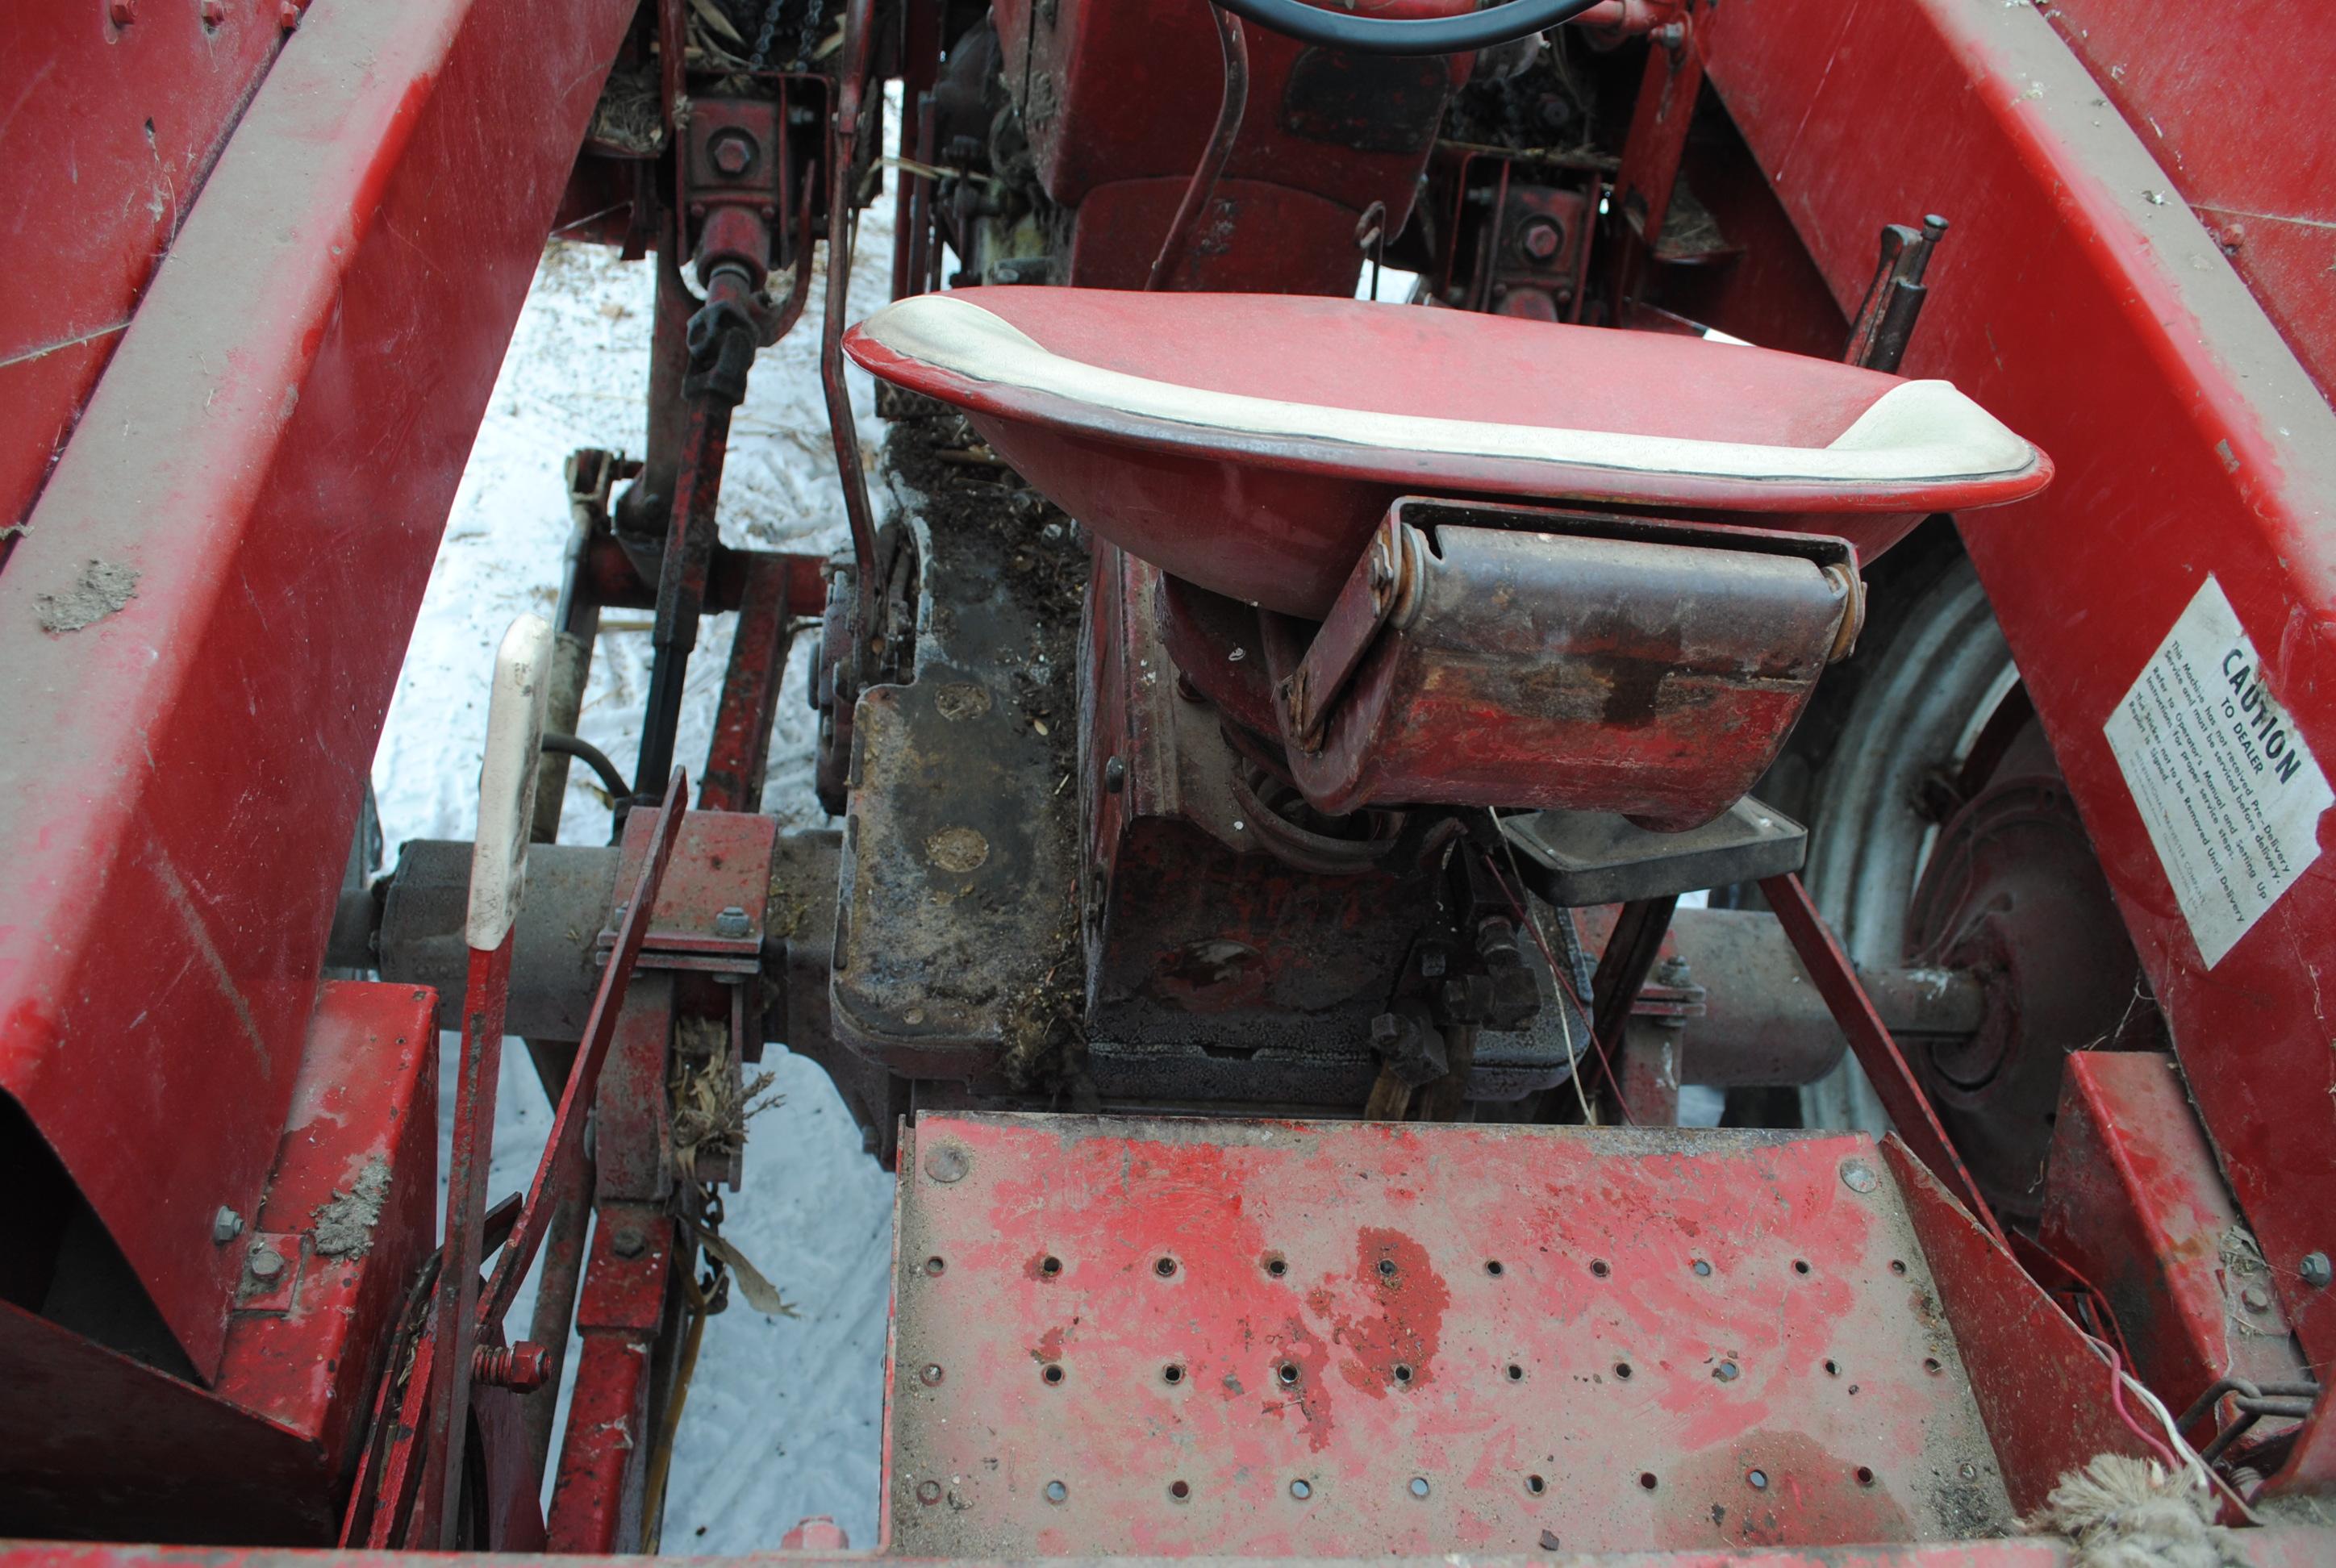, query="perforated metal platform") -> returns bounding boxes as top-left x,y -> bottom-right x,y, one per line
883,1114 -> 2012,1557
